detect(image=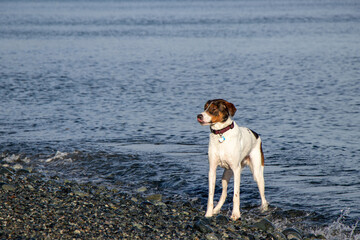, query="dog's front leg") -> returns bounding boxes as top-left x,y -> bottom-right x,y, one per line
205,165 -> 217,218
231,166 -> 241,221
